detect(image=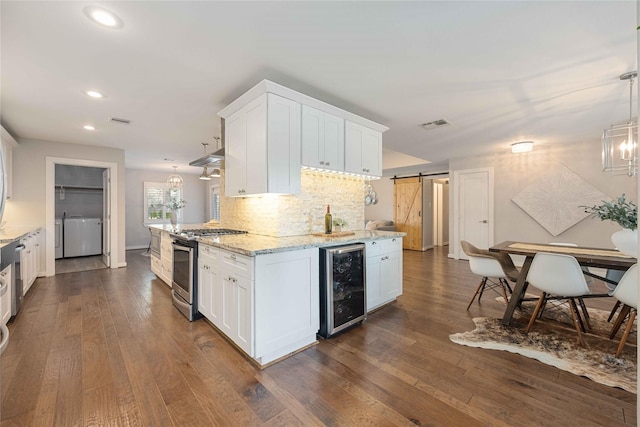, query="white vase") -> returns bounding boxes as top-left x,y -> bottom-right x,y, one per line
170,211 -> 178,226
611,228 -> 638,257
